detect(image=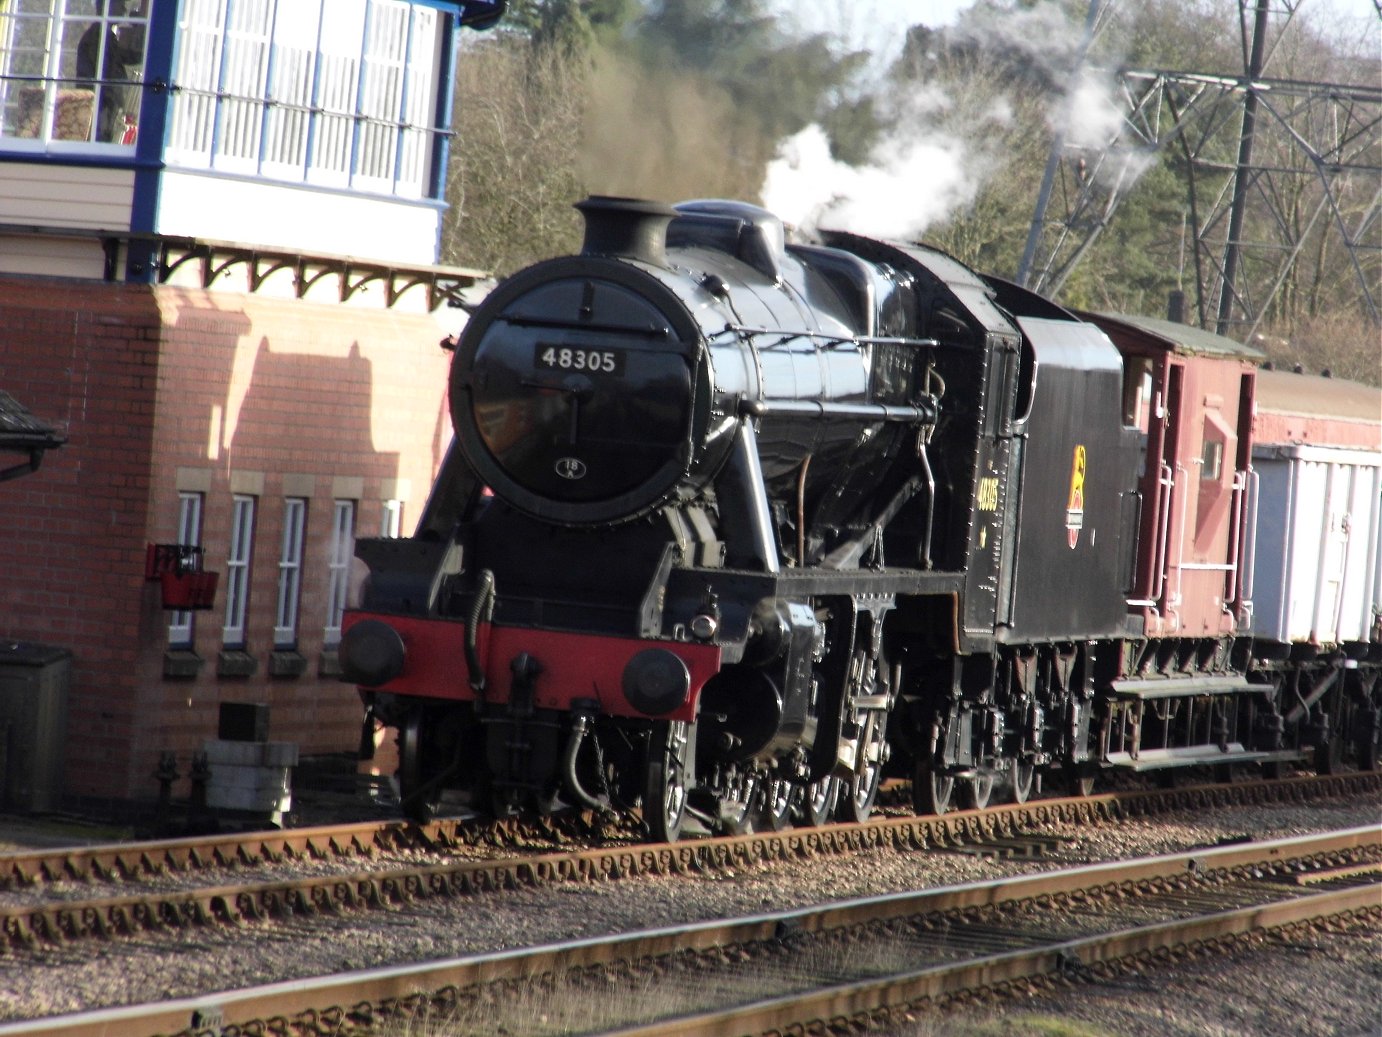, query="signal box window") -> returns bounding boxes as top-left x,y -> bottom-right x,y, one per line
165,0 -> 444,198
0,0 -> 150,146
